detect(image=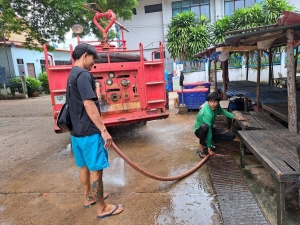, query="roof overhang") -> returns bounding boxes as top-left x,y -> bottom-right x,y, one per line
216,46 -> 257,52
